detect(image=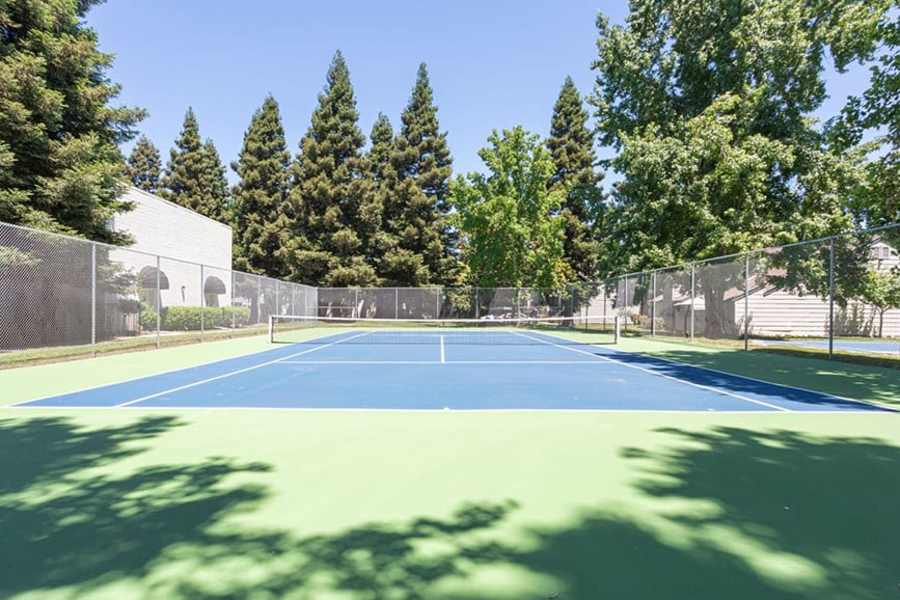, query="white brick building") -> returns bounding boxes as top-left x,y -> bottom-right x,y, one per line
109,187 -> 233,310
